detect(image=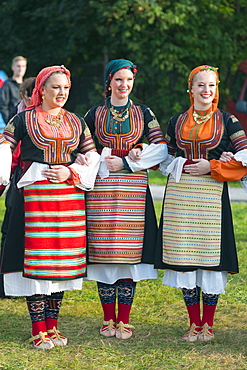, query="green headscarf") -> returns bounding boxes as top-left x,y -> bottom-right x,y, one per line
104,59 -> 137,98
